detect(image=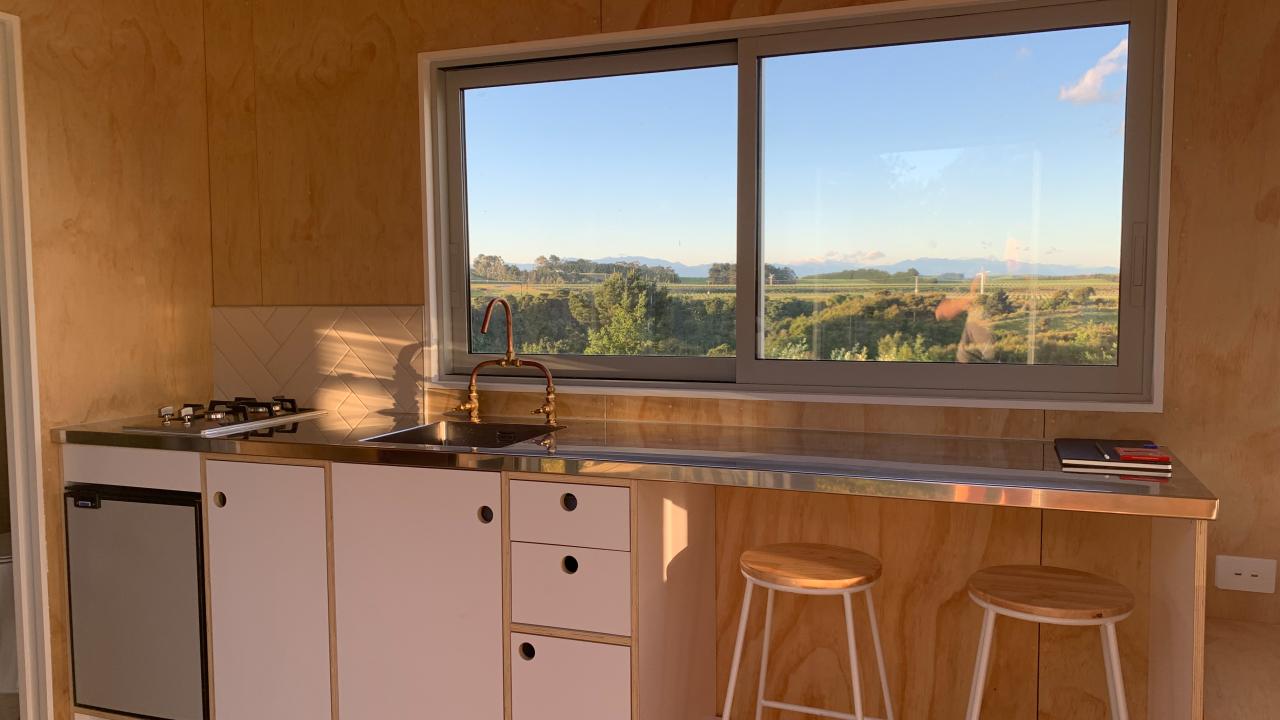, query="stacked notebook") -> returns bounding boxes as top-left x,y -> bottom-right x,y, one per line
1054,438 -> 1173,480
